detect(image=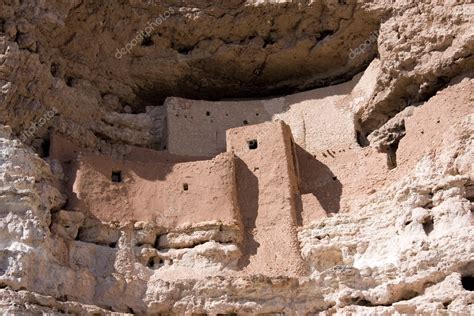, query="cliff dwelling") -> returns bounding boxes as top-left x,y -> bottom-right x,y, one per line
50,99 -> 343,277
1,0 -> 473,314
